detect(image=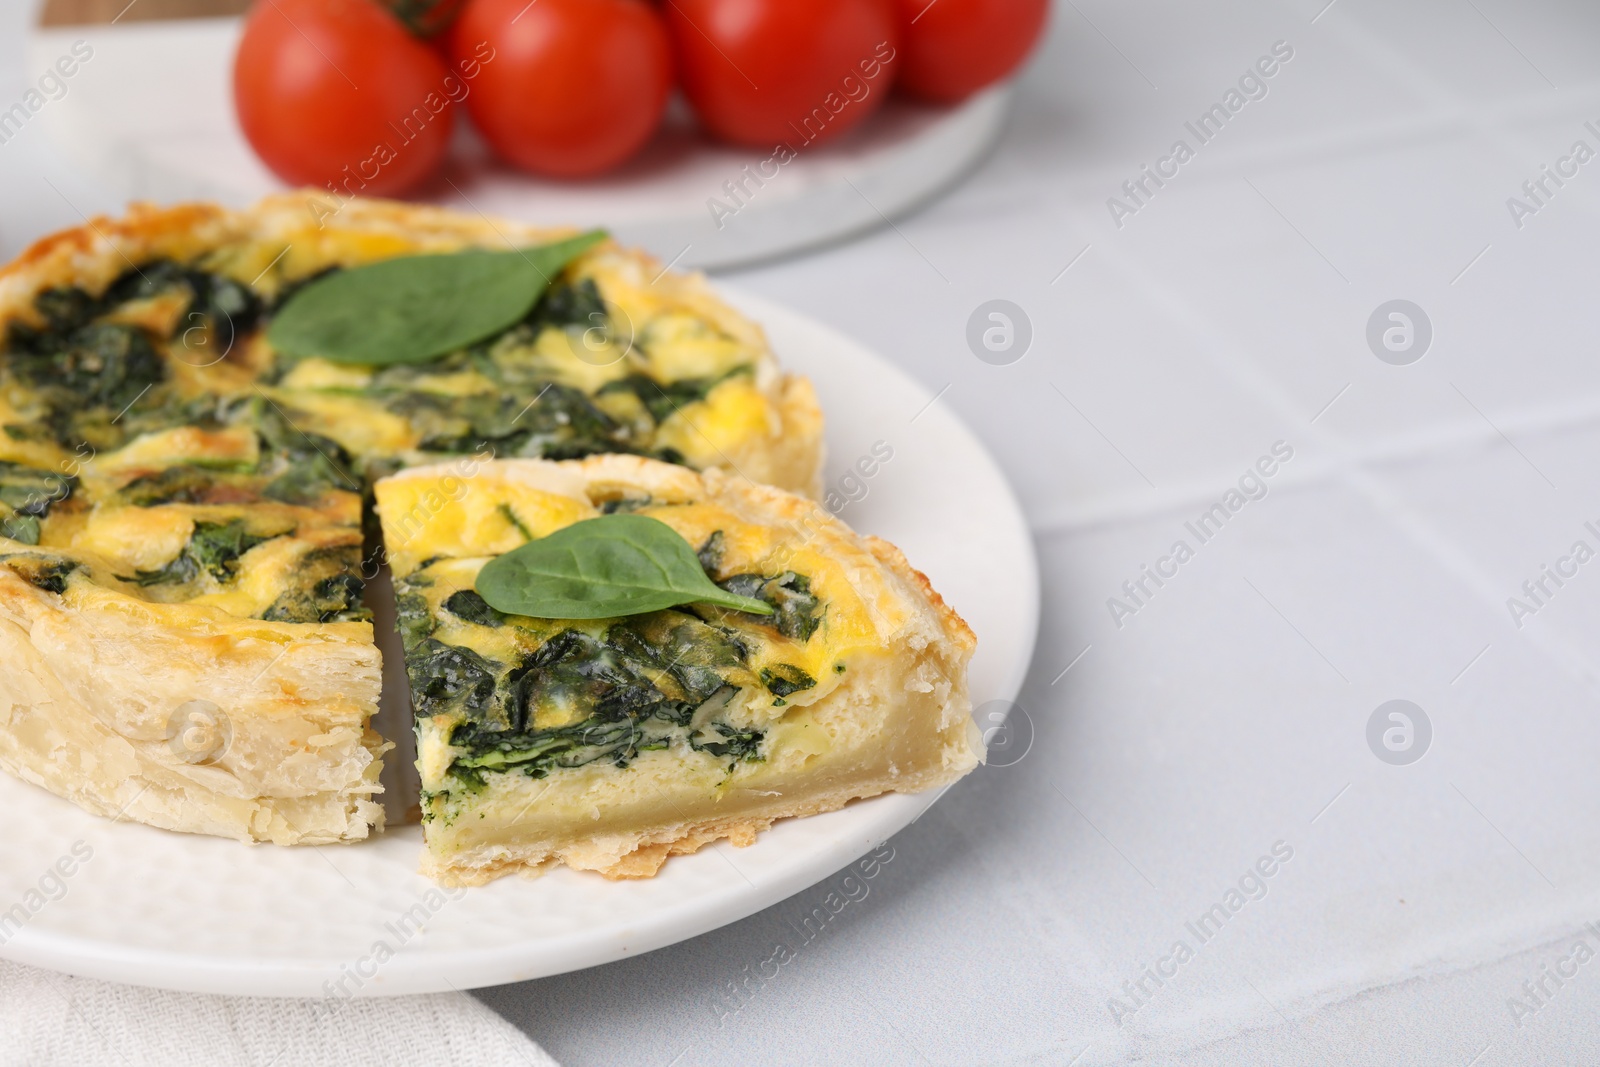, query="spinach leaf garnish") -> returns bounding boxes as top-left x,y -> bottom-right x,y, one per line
474,514 -> 774,620
266,232 -> 607,366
